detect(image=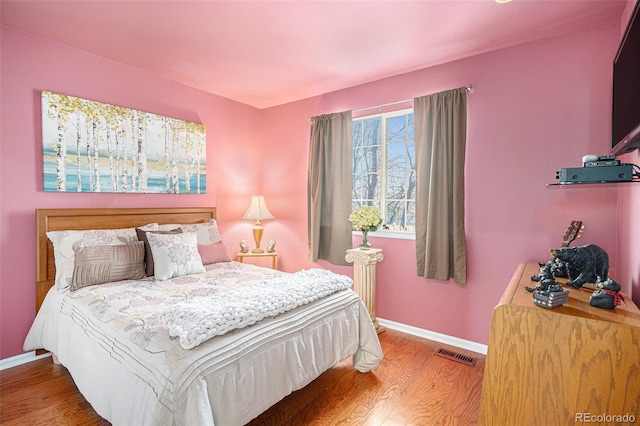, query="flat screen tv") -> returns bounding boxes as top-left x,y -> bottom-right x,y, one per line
612,0 -> 640,156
